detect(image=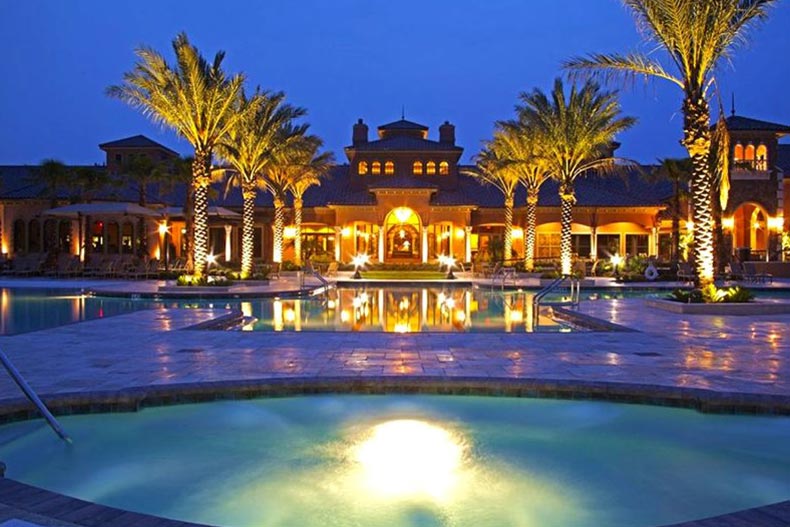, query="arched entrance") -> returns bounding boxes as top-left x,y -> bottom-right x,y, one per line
730,202 -> 770,260
384,207 -> 421,262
